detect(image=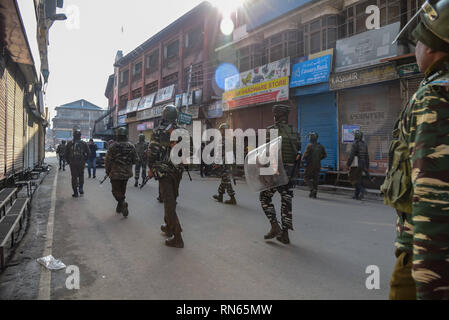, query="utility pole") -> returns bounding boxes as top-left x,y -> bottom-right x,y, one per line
185,64 -> 193,114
